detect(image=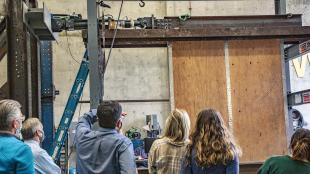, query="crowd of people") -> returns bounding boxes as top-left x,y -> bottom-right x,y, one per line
0,99 -> 309,174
